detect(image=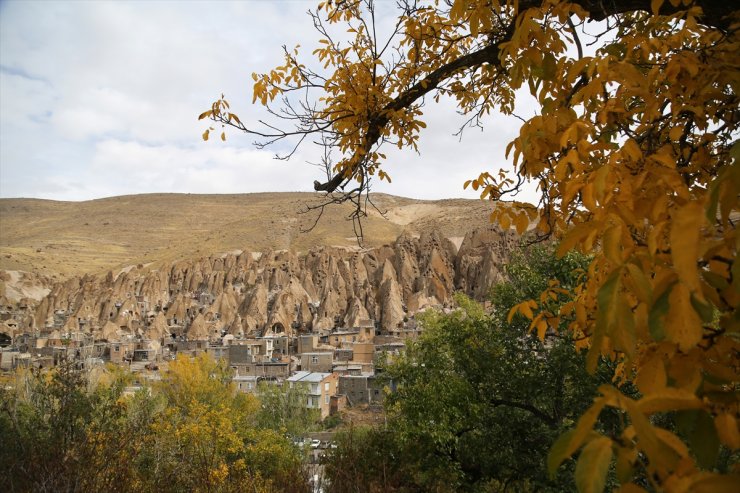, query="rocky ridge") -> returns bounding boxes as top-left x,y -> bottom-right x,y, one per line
5,225 -> 518,340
